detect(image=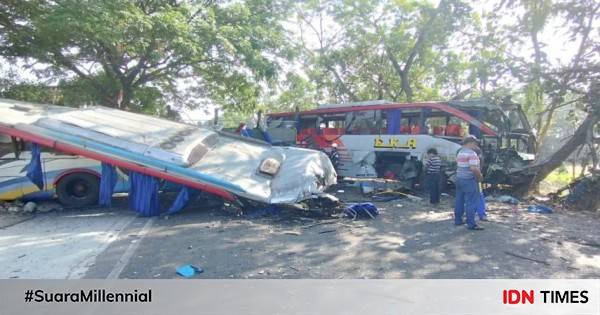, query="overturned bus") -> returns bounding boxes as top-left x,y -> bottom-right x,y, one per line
0,98 -> 337,210
267,99 -> 537,189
